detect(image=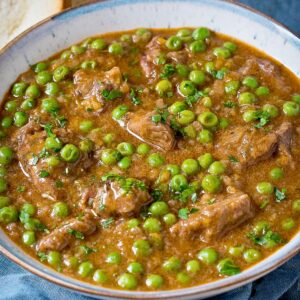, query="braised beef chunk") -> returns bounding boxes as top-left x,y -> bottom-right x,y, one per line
170,191 -> 255,242
166,51 -> 188,64
125,111 -> 176,151
276,122 -> 293,151
37,212 -> 96,252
